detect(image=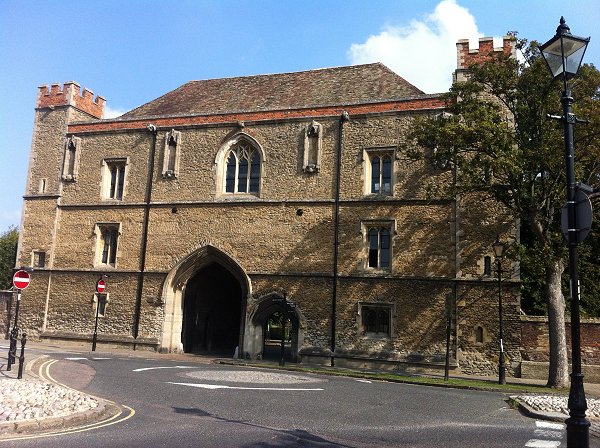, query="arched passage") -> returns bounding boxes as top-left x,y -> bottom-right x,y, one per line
249,293 -> 302,362
159,245 -> 250,355
182,263 -> 242,355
